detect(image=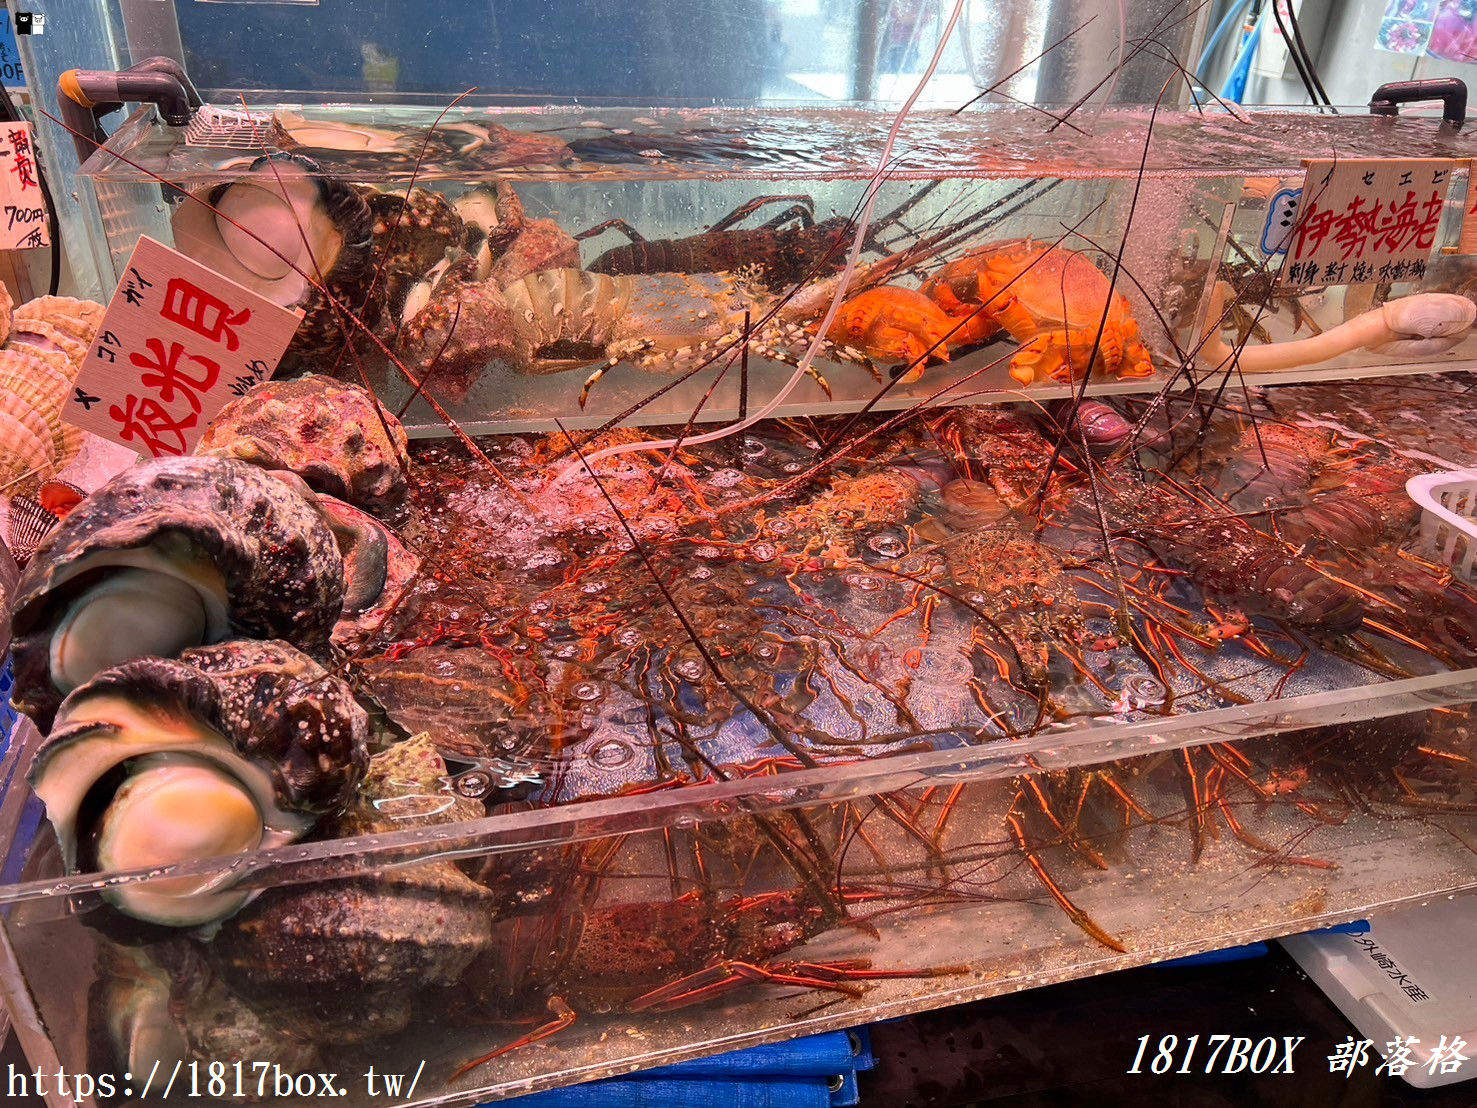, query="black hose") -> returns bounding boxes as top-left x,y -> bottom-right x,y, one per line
1270,0 -> 1324,113
1285,1 -> 1336,111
